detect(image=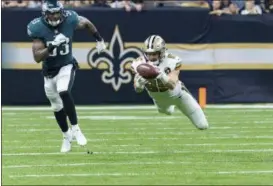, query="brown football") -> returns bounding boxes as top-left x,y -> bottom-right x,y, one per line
136,63 -> 160,79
